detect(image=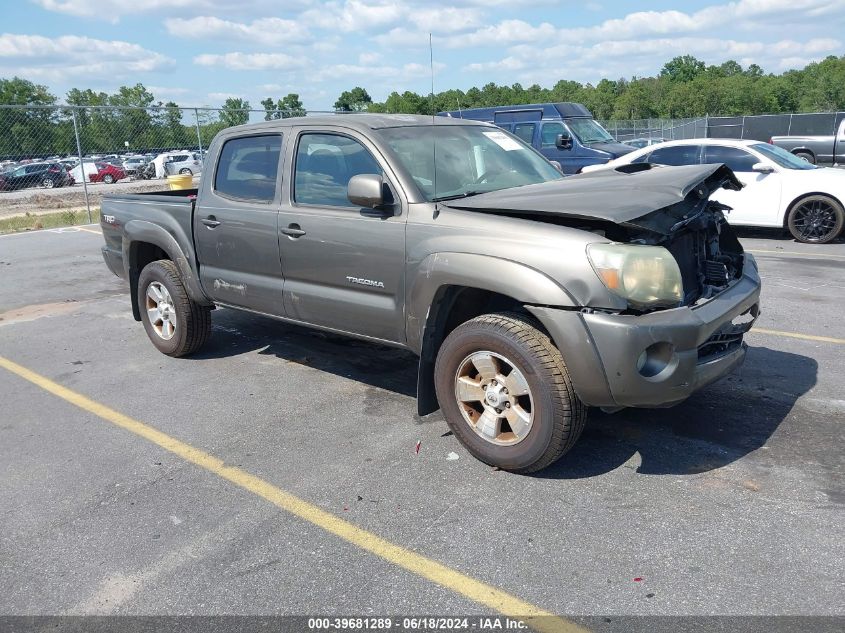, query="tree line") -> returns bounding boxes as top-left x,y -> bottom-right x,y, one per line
2,54 -> 845,158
